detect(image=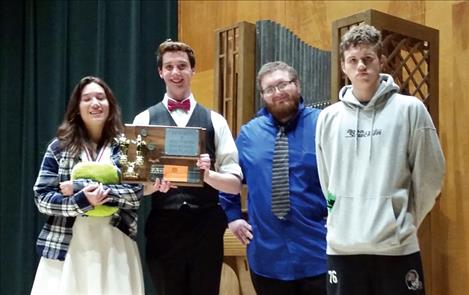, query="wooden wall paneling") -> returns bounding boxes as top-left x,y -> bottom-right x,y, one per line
423,3 -> 454,292
191,69 -> 214,108
179,1 -> 286,73
430,3 -> 469,295
451,0 -> 469,272
284,1 -> 330,50
178,1 -> 220,72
